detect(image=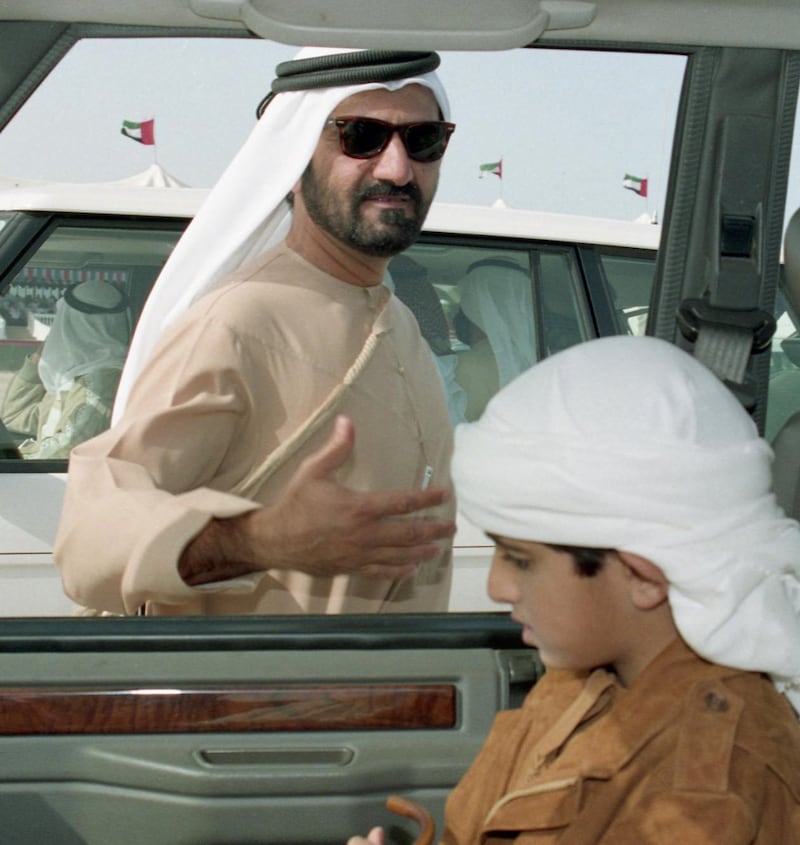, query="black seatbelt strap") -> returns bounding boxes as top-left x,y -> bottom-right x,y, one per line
677,114 -> 776,409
